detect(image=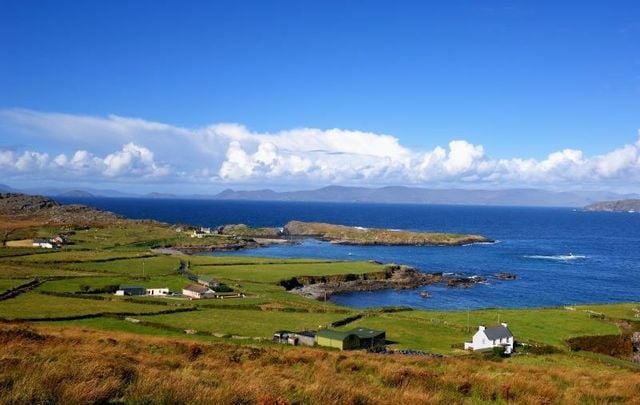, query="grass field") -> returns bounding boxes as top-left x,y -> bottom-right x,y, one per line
191,260 -> 384,283
0,278 -> 30,293
139,308 -> 351,337
0,292 -> 187,320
